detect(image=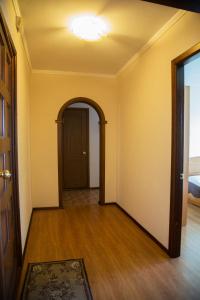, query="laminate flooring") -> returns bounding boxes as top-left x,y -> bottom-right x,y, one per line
18,201 -> 200,300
